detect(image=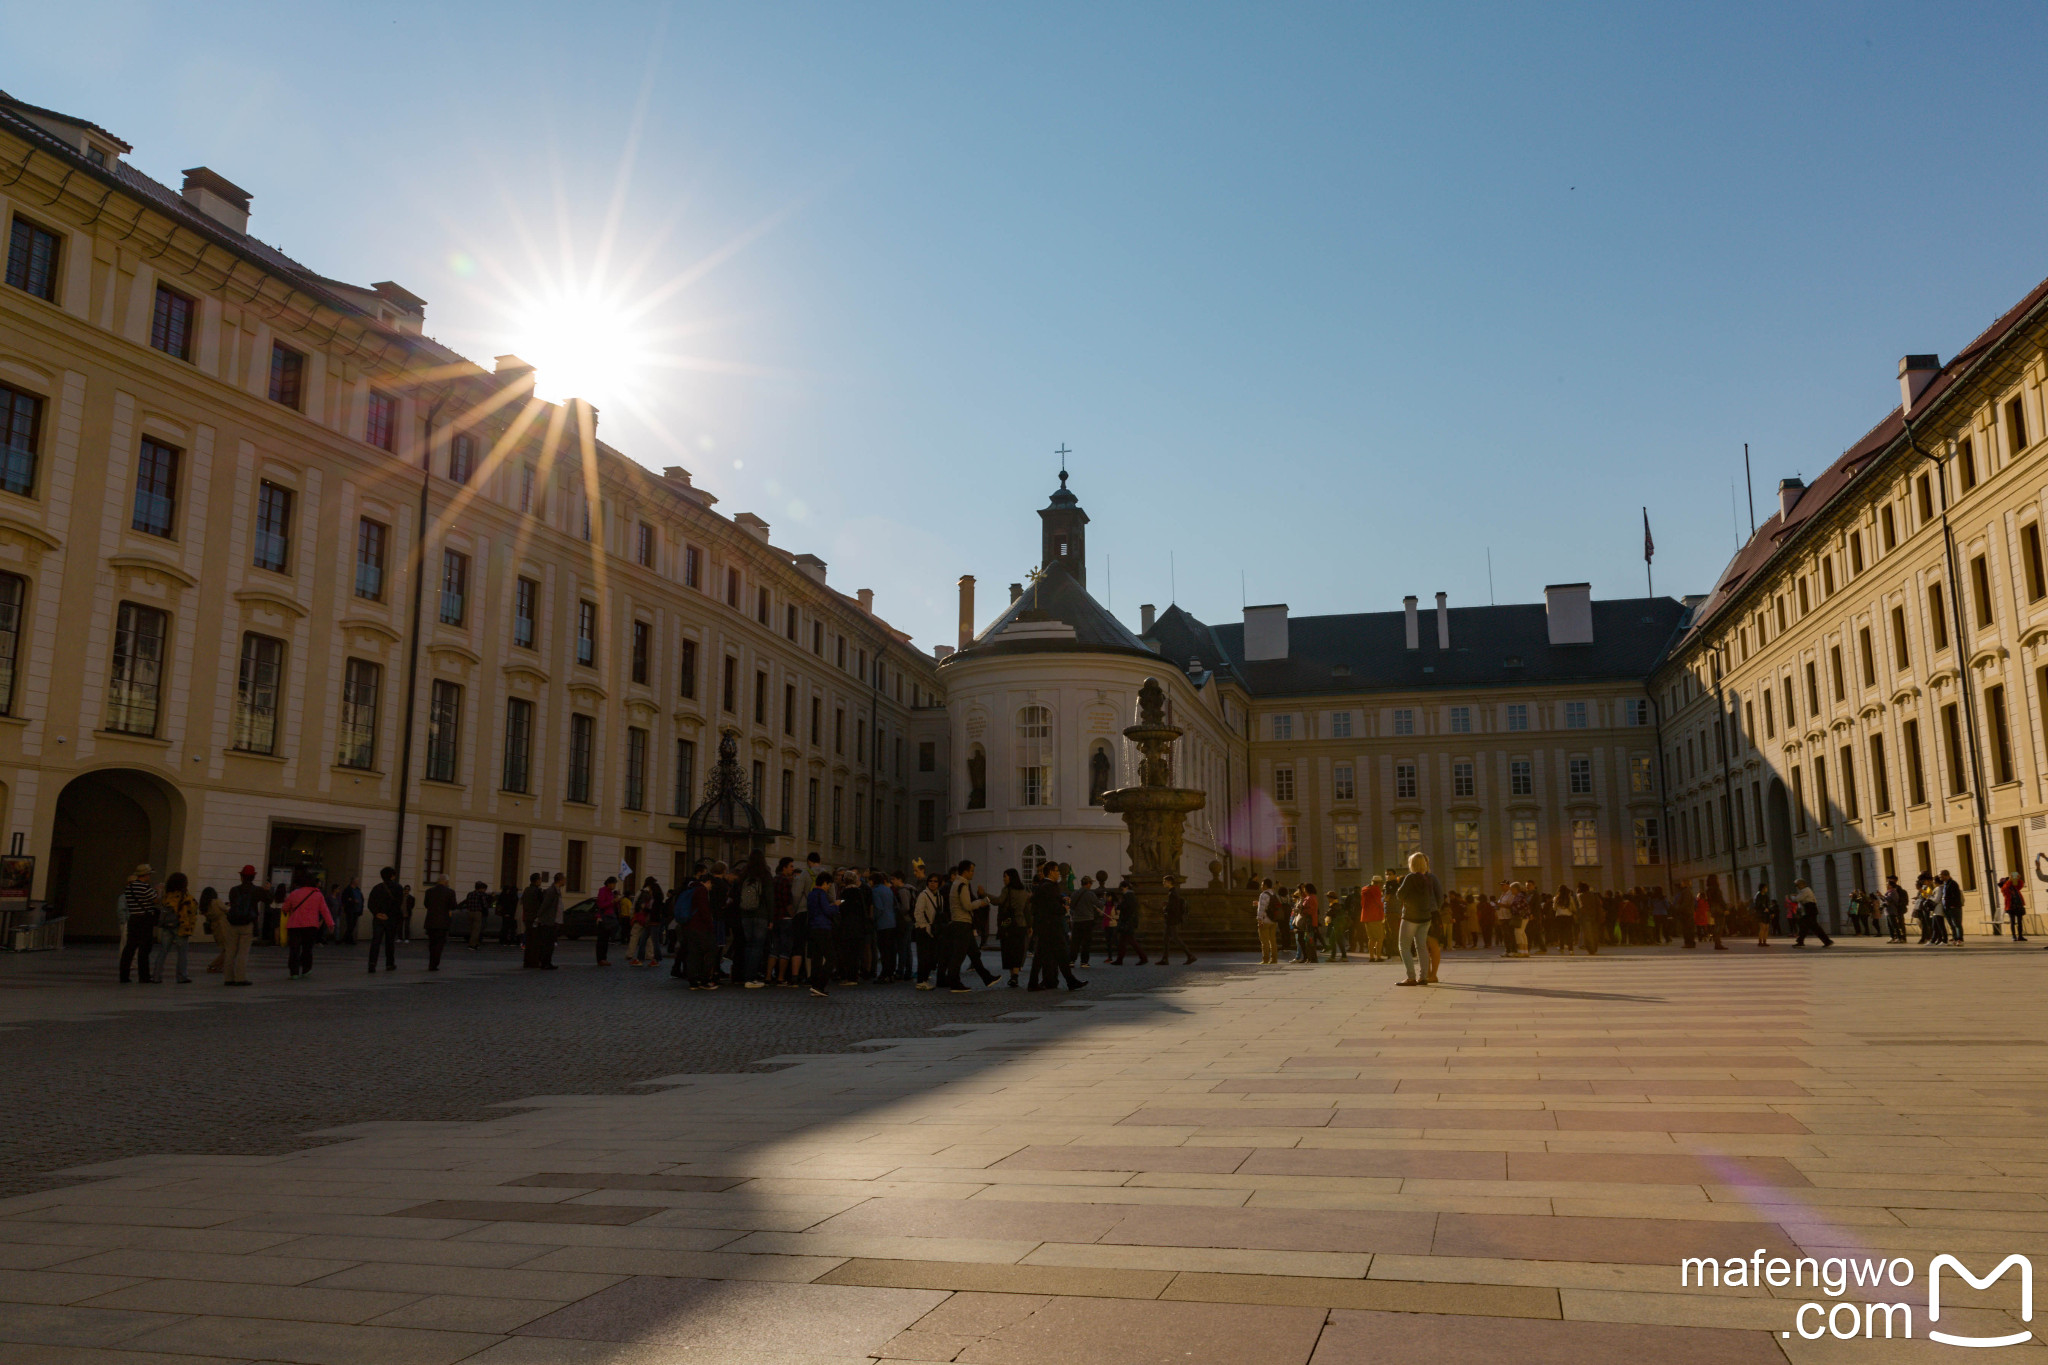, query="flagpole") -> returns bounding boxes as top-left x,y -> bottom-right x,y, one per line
1642,506 -> 1655,598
